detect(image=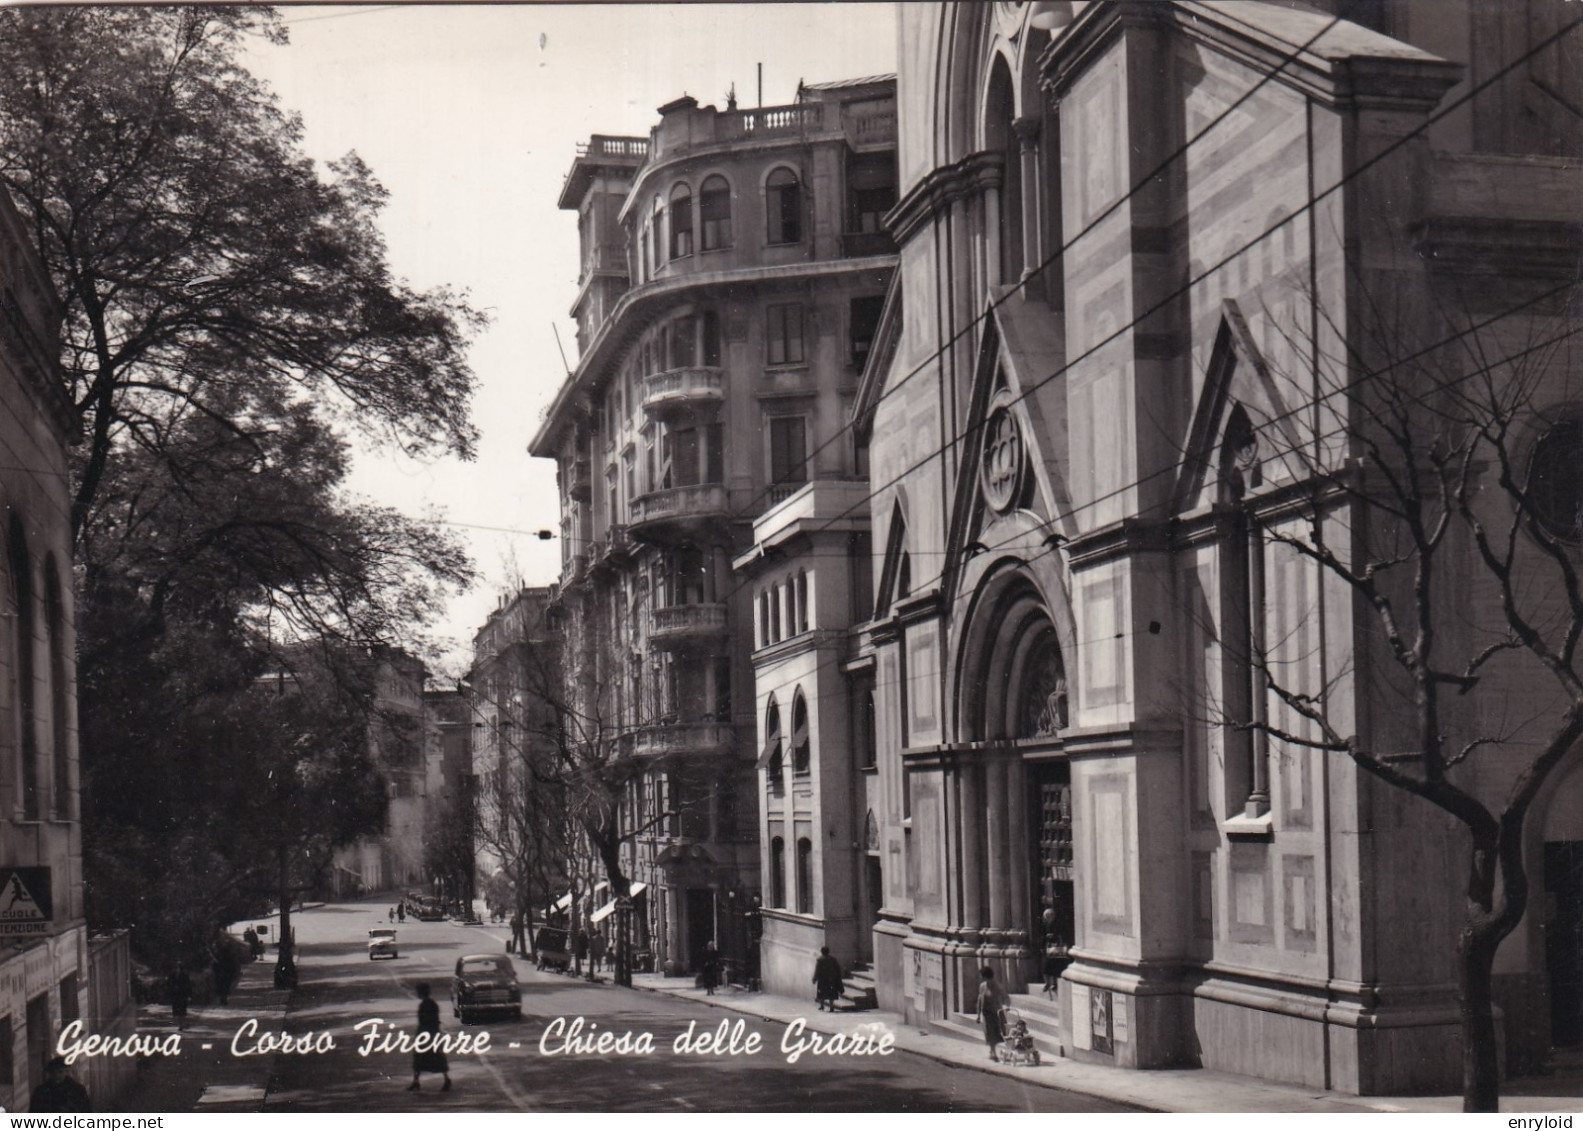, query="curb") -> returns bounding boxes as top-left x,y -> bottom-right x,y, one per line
616,975 -> 1159,1112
